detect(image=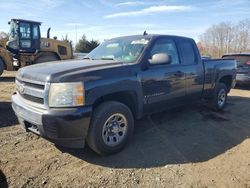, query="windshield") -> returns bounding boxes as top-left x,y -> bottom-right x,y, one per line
87,37 -> 150,63
223,55 -> 250,67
